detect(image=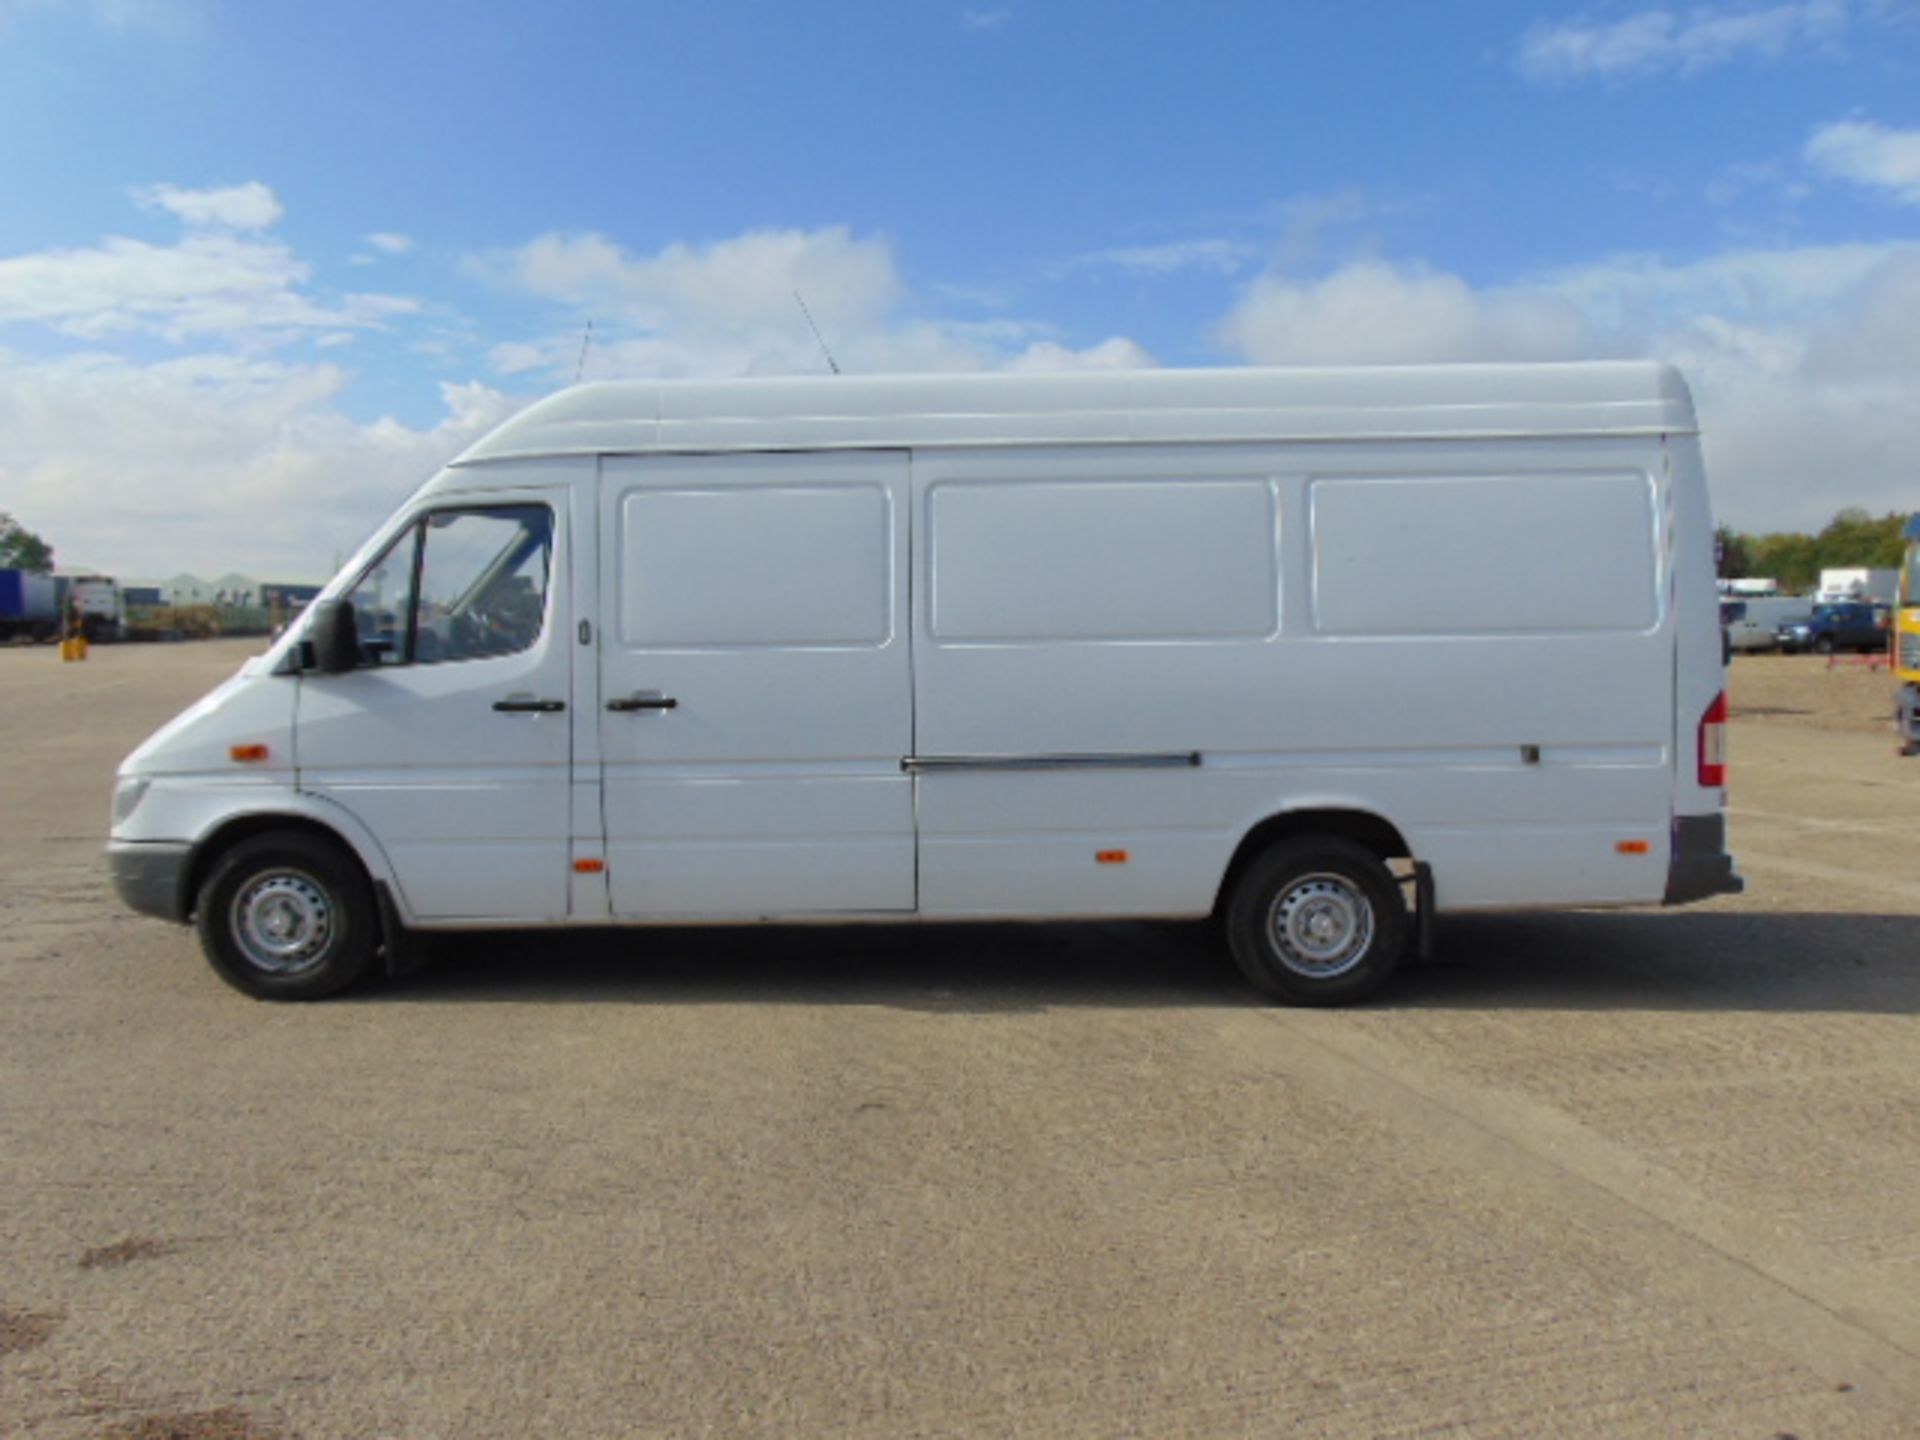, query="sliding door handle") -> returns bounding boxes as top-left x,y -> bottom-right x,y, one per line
607,693 -> 678,712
